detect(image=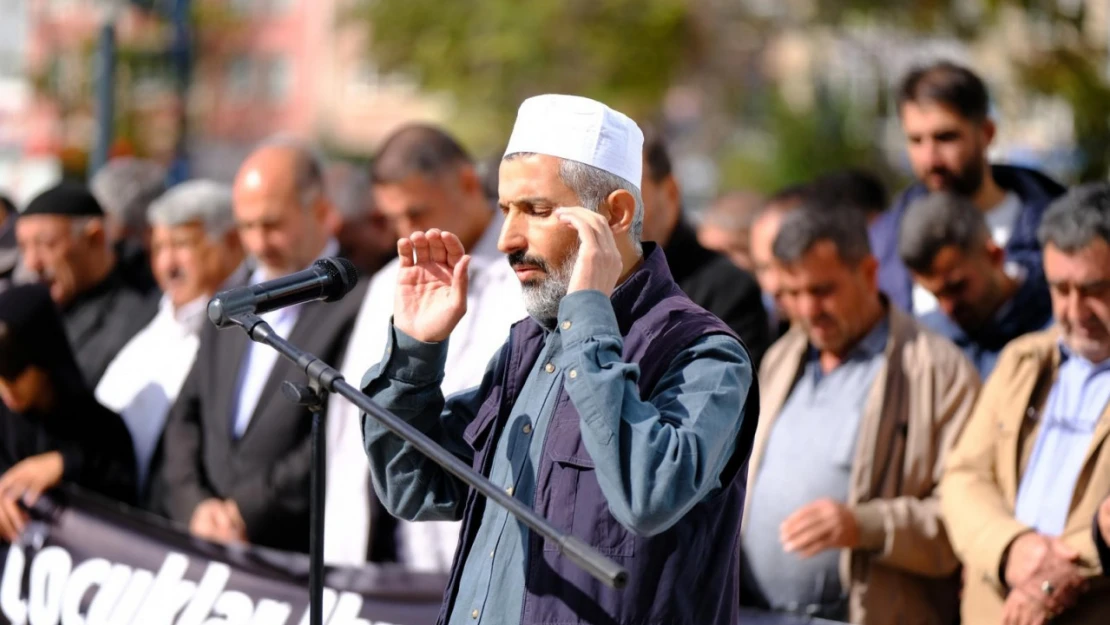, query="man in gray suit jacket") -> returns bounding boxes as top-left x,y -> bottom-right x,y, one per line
160,139 -> 366,553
